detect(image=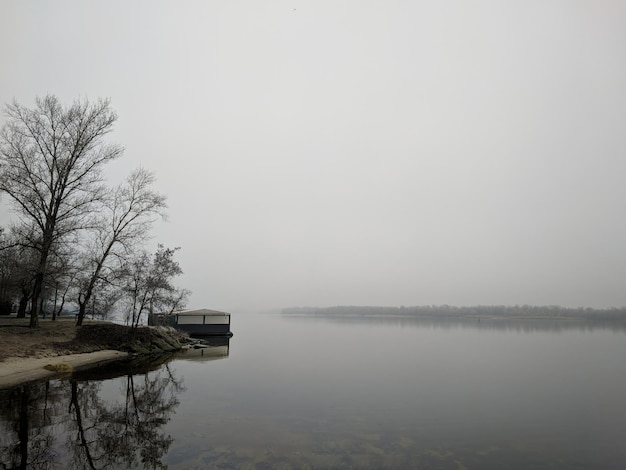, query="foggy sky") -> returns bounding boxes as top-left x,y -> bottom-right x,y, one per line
1,1 -> 625,311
